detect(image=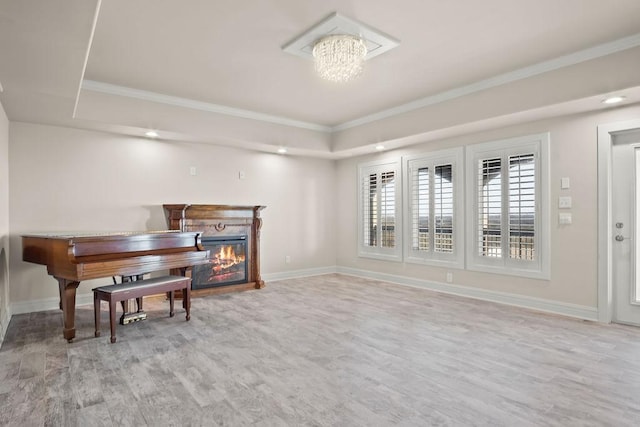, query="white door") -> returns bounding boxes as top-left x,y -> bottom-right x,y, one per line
612,130 -> 640,326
